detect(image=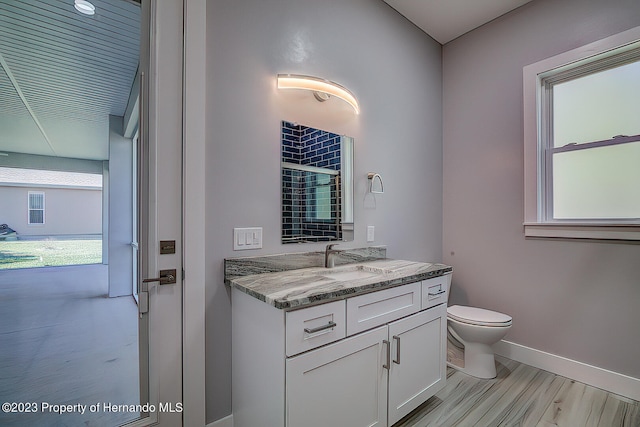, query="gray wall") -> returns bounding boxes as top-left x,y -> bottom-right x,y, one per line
442,0 -> 640,379
0,186 -> 101,236
0,152 -> 103,238
206,0 -> 442,421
